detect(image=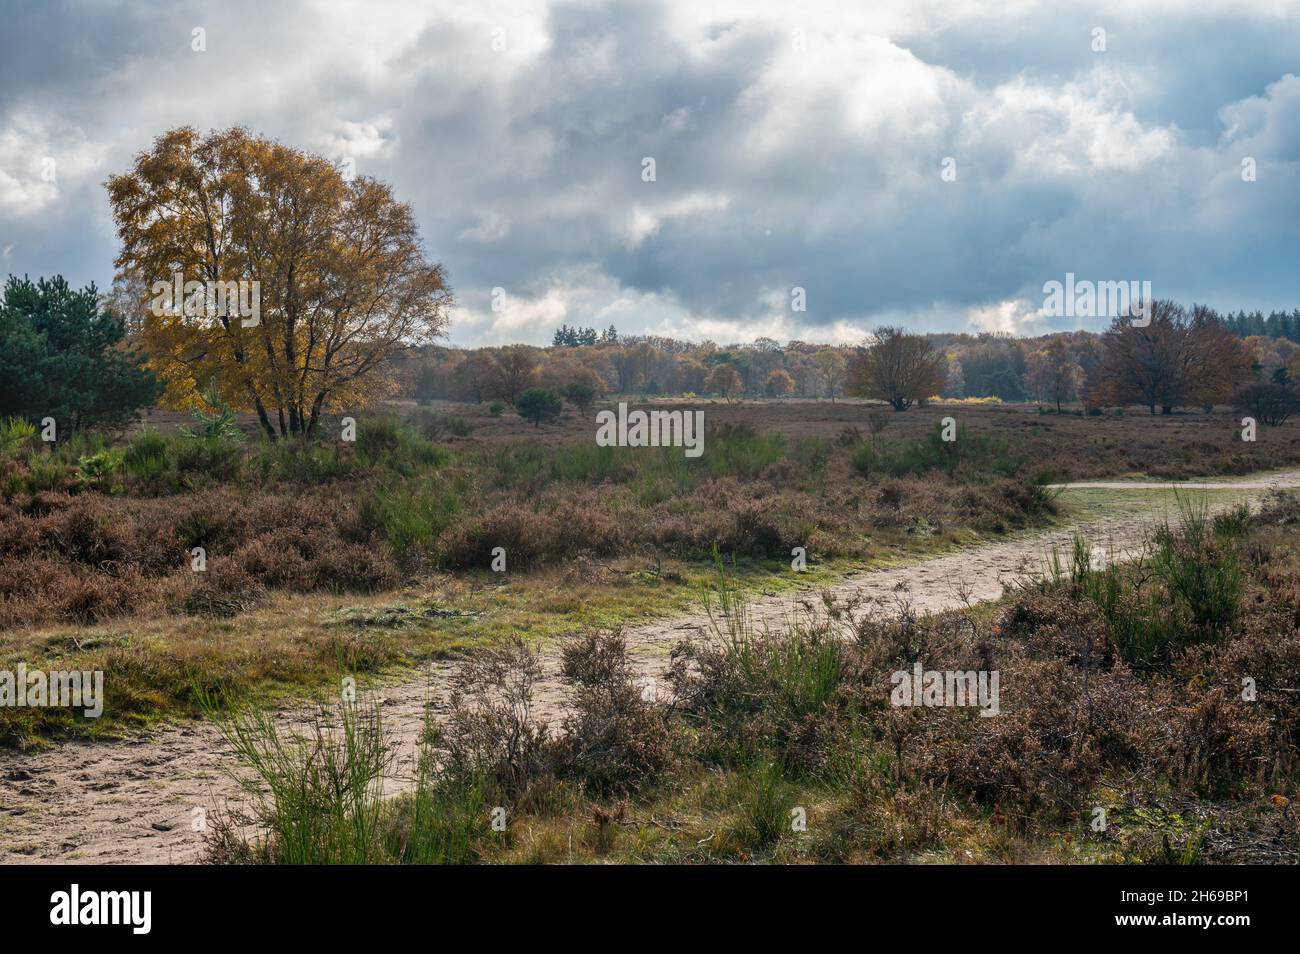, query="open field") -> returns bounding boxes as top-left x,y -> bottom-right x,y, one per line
0,470 -> 1291,863
137,397 -> 1300,480
3,401 -> 1295,740
3,399 -> 1299,866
